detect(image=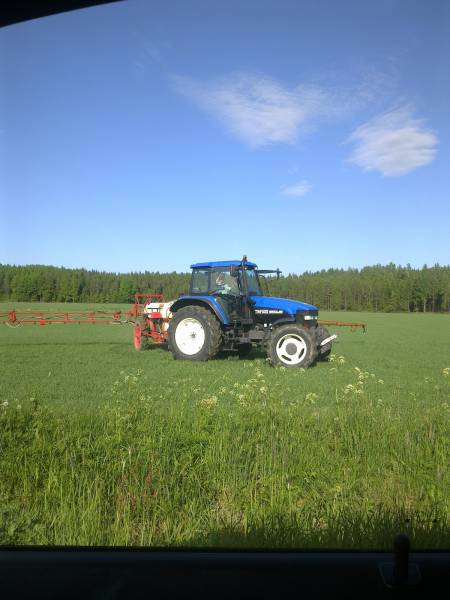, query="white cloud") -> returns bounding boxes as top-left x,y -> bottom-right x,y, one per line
172,73 -> 330,147
171,65 -> 395,149
346,106 -> 438,176
281,180 -> 313,197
